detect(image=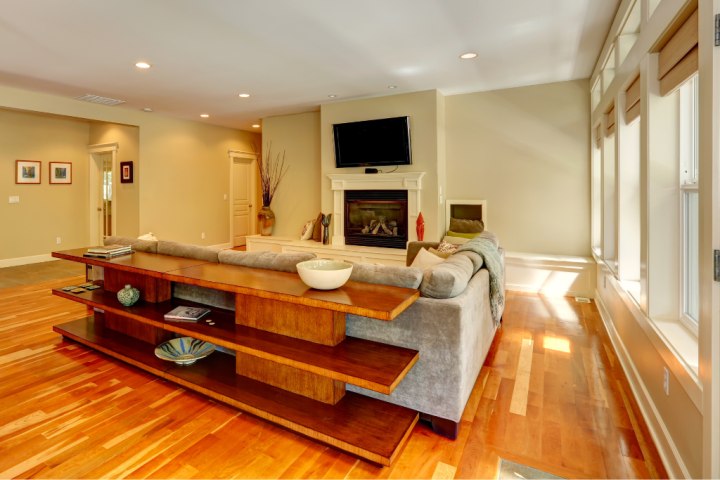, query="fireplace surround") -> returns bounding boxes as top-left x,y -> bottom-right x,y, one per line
328,172 -> 425,248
